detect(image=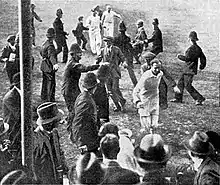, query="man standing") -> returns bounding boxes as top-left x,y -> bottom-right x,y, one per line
53,8 -> 68,63
101,5 -> 121,37
61,43 -> 99,132
133,19 -> 148,64
30,4 -> 42,46
96,36 -> 127,112
71,72 -> 100,155
86,9 -> 102,55
171,31 -> 206,105
114,21 -> 138,86
40,28 -> 59,102
147,18 -> 163,55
